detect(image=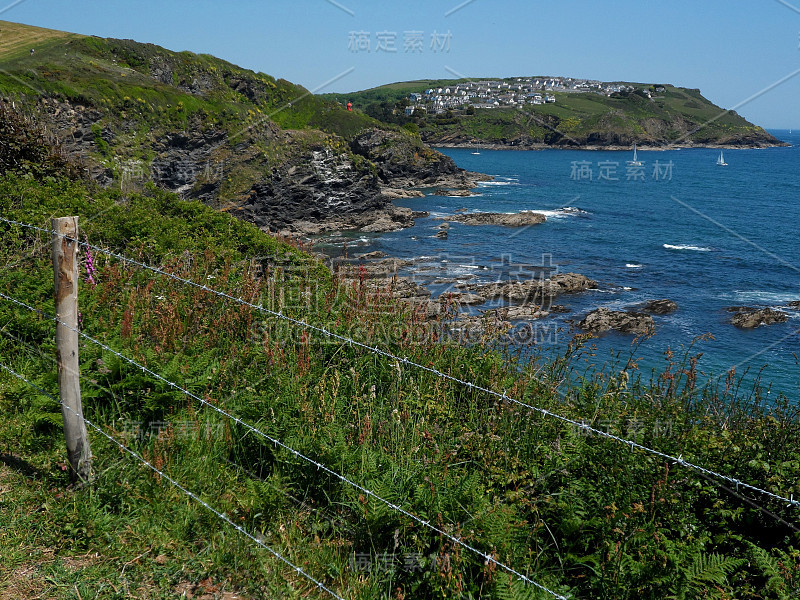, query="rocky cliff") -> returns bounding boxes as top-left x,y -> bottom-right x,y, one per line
0,24 -> 486,235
